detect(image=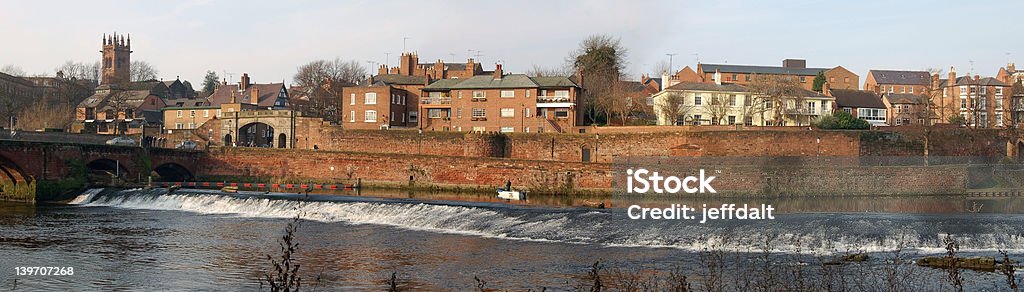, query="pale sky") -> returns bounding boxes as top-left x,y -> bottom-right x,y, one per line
1,0 -> 1022,87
